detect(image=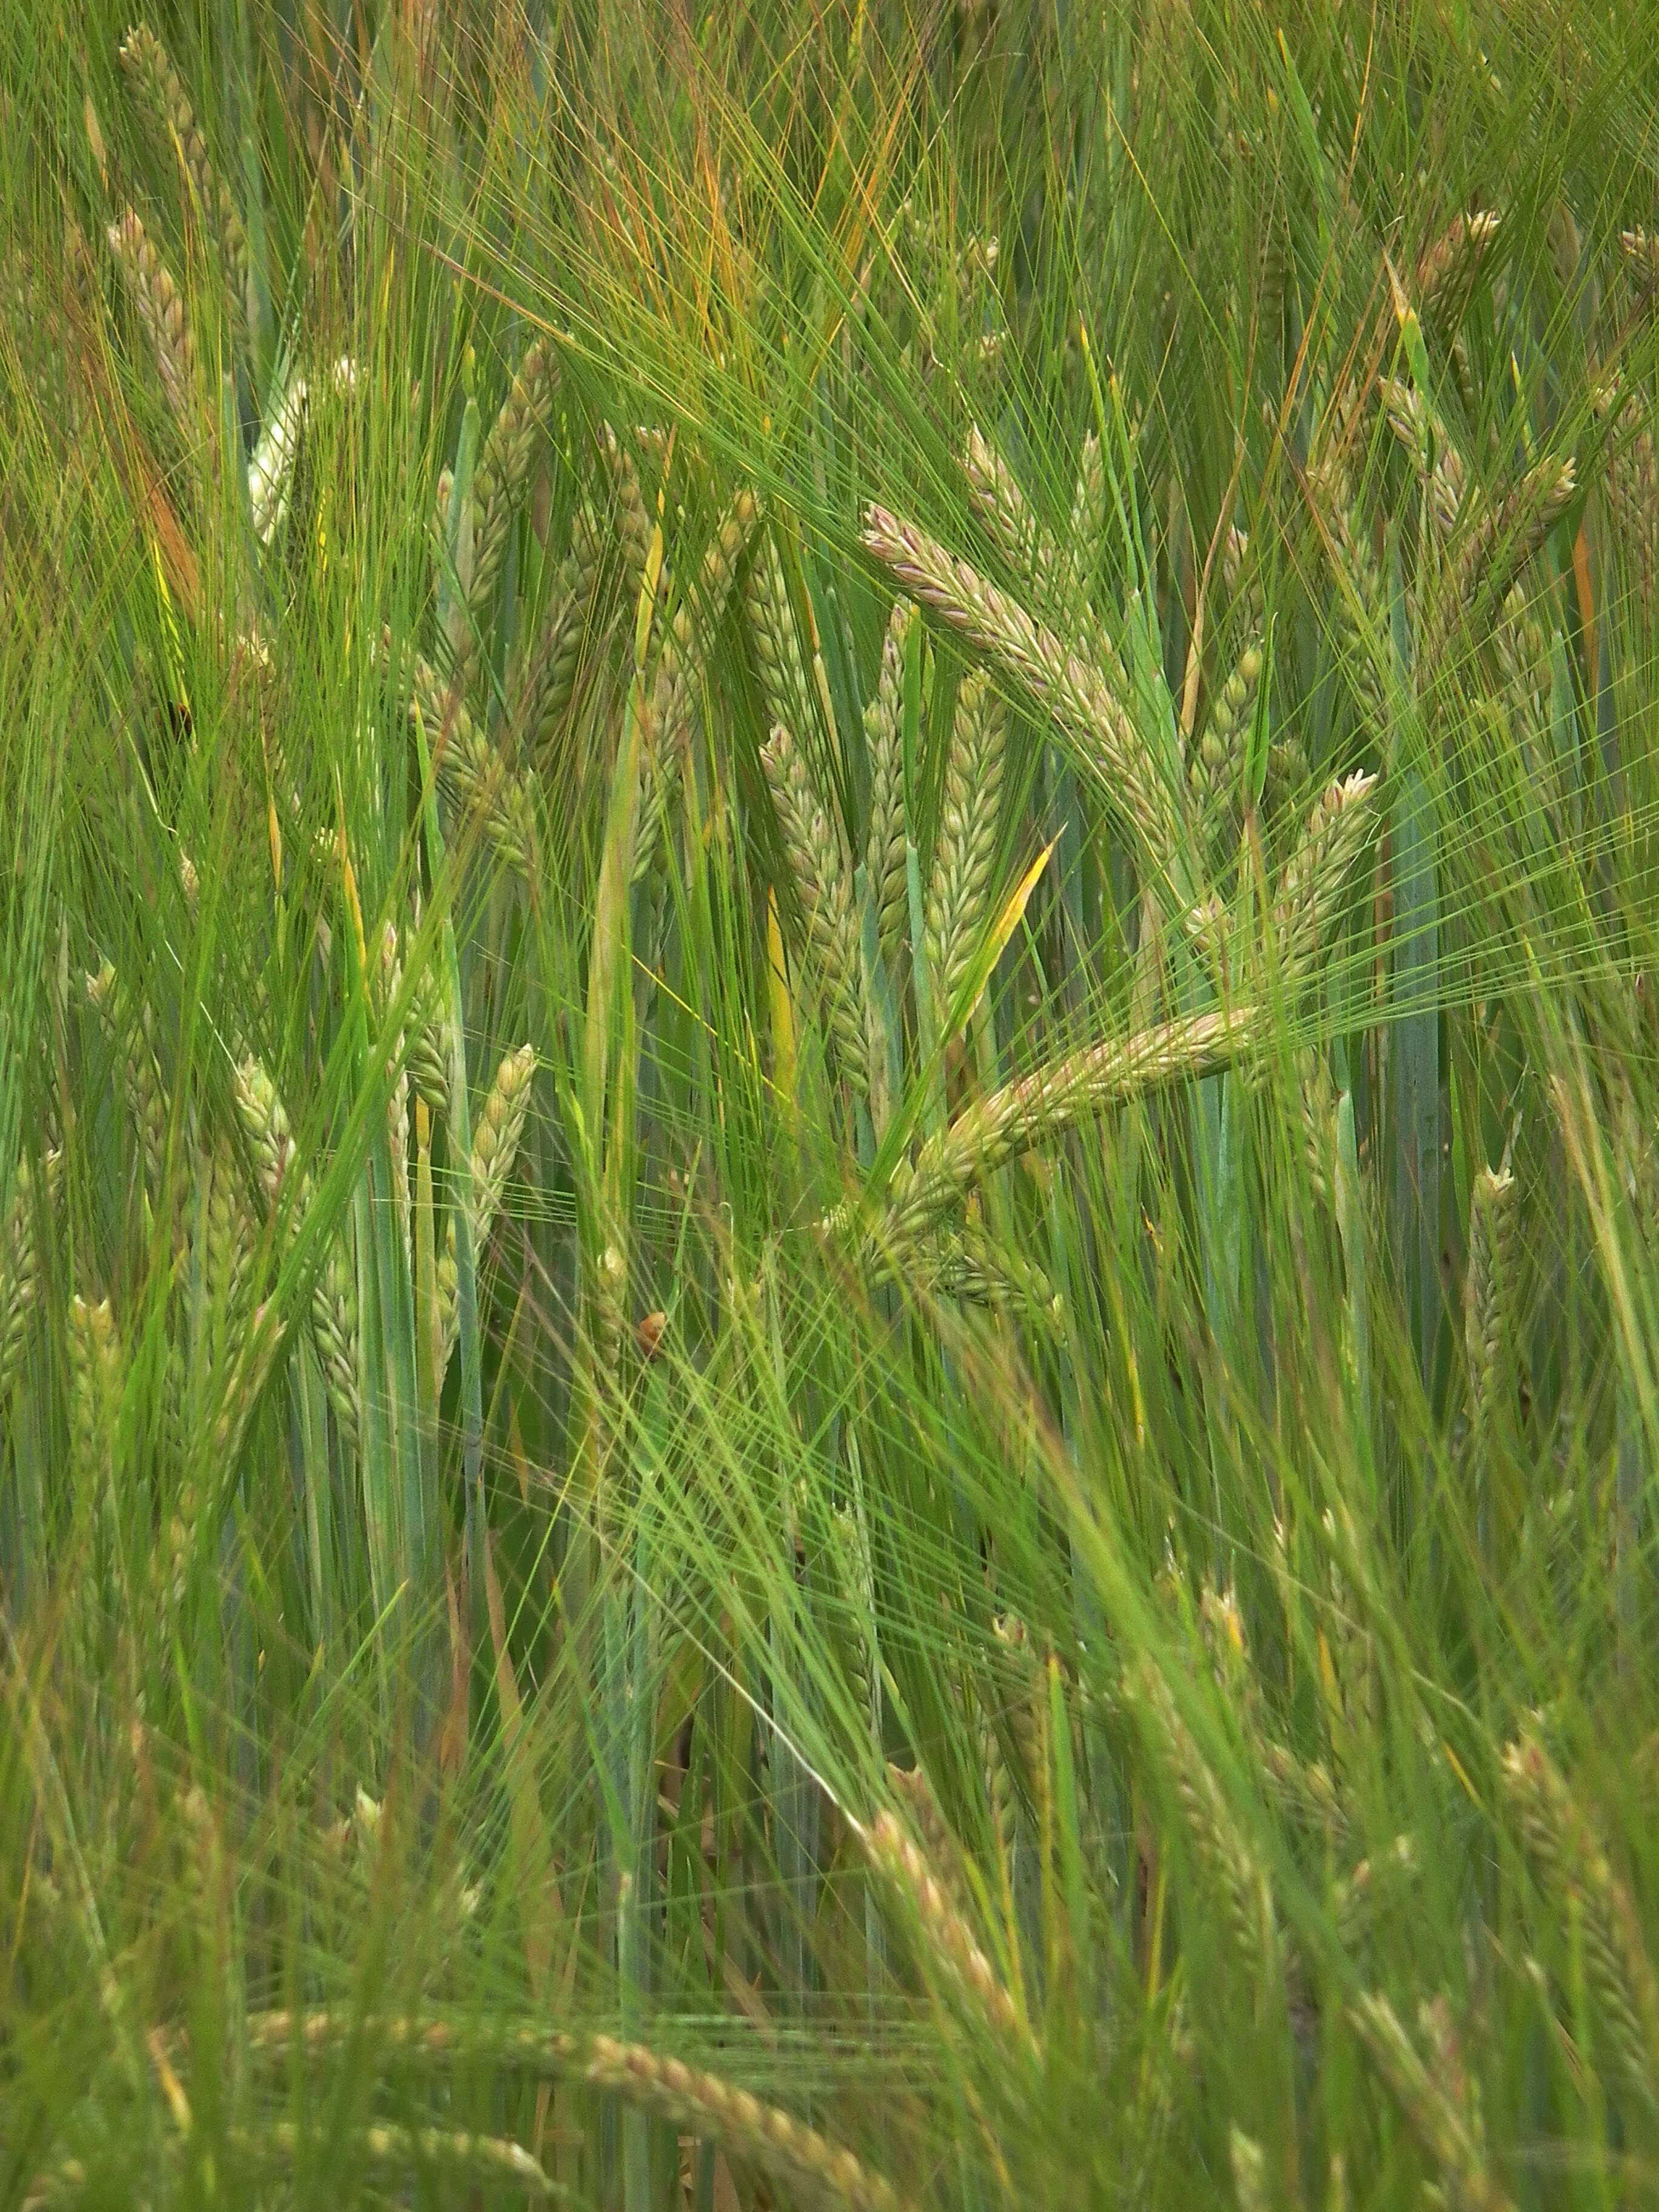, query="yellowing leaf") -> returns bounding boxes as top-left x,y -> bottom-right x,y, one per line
943,836 -> 1056,1043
